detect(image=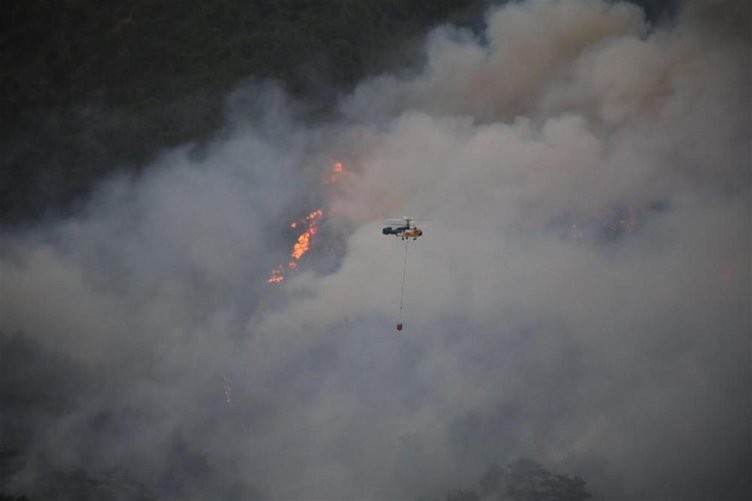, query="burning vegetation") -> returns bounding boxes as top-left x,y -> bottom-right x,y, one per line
267,161 -> 347,283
